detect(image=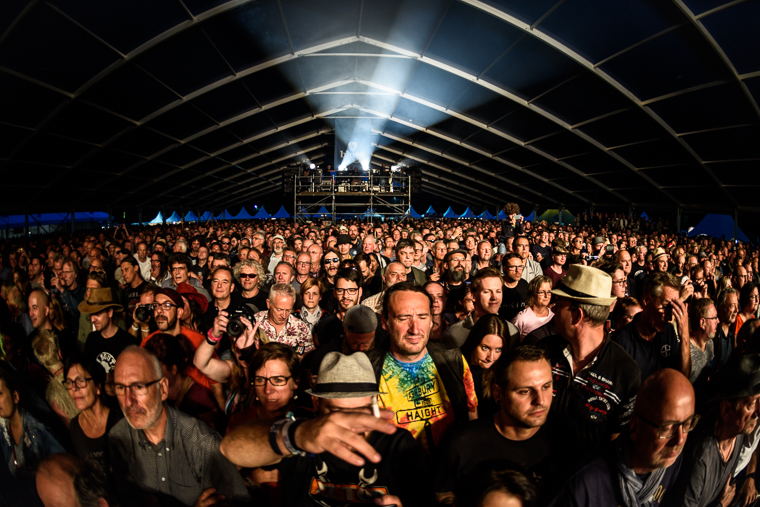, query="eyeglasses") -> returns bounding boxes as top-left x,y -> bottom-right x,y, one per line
64,377 -> 92,390
335,288 -> 359,296
283,254 -> 296,260
324,258 -> 340,264
505,265 -> 524,271
535,291 -> 552,297
252,376 -> 292,386
239,273 -> 258,280
636,413 -> 700,439
702,316 -> 719,320
611,280 -> 628,286
114,379 -> 161,397
154,301 -> 178,311
297,261 -> 310,266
